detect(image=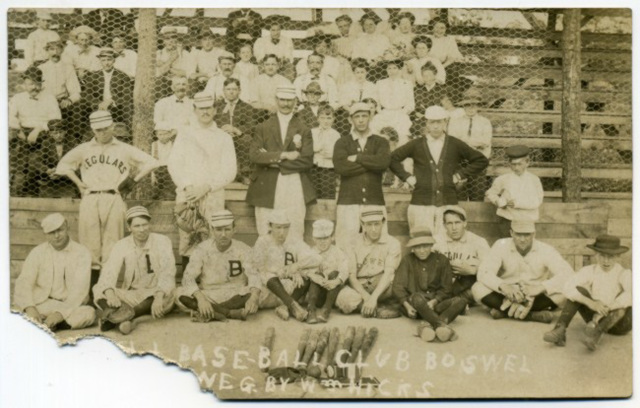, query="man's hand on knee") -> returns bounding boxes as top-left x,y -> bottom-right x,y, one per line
24,306 -> 43,323
44,311 -> 64,328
